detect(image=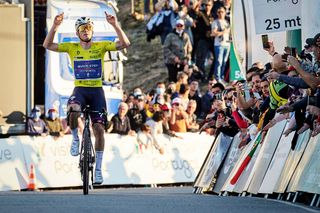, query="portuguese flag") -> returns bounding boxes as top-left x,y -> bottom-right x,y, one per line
230,132 -> 262,185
